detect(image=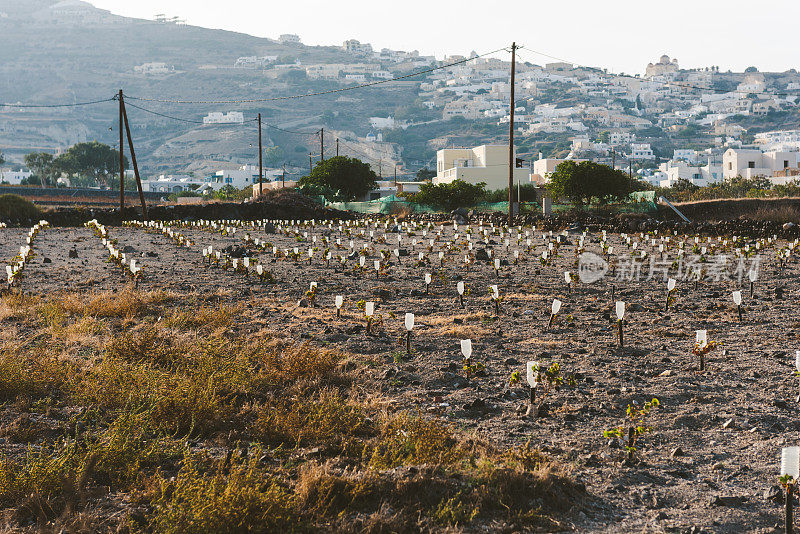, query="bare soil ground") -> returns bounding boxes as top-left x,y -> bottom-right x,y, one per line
1,221 -> 798,533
